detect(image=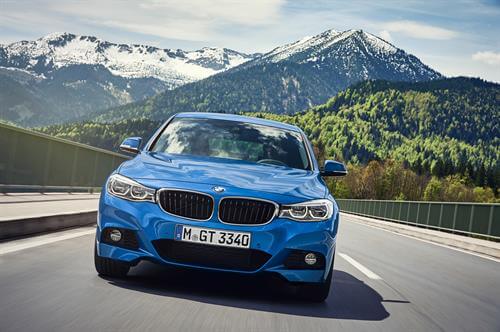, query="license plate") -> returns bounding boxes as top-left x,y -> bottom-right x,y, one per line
174,225 -> 251,249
